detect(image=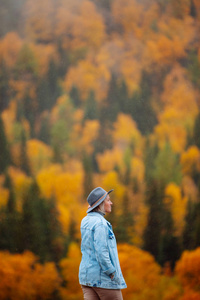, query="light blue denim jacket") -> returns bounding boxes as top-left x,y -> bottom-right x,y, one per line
79,212 -> 127,289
